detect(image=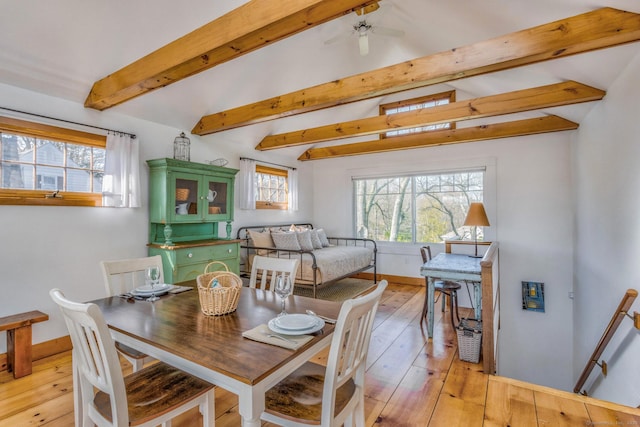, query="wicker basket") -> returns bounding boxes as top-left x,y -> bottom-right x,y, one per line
176,188 -> 190,201
456,318 -> 482,363
197,261 -> 242,316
